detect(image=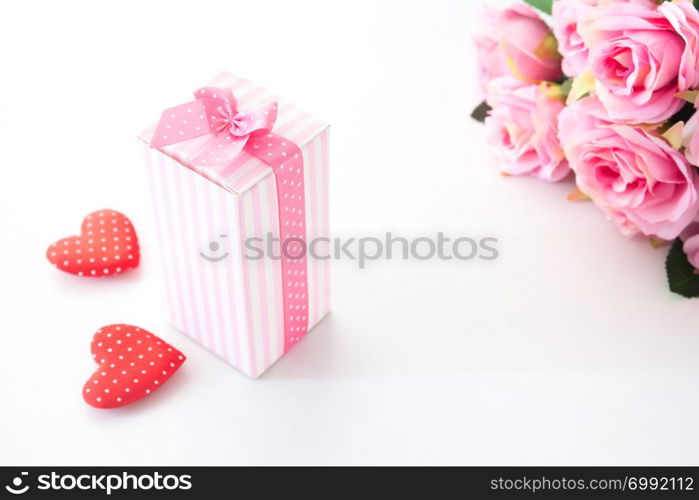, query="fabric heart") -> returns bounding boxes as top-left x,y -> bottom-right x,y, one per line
46,209 -> 140,277
83,324 -> 186,409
